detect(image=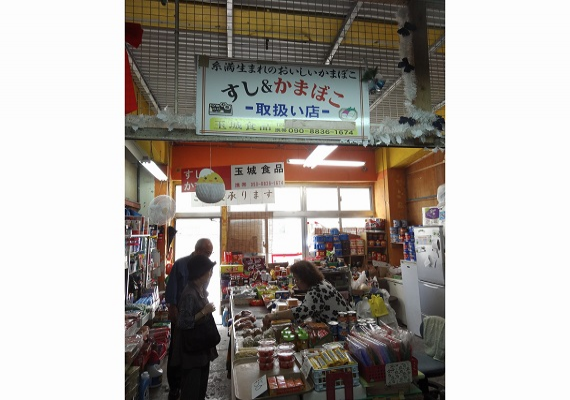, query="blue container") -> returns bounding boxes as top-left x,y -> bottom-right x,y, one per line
324,235 -> 333,242
139,372 -> 151,400
339,233 -> 349,241
330,228 -> 340,235
328,321 -> 340,336
314,235 -> 325,243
